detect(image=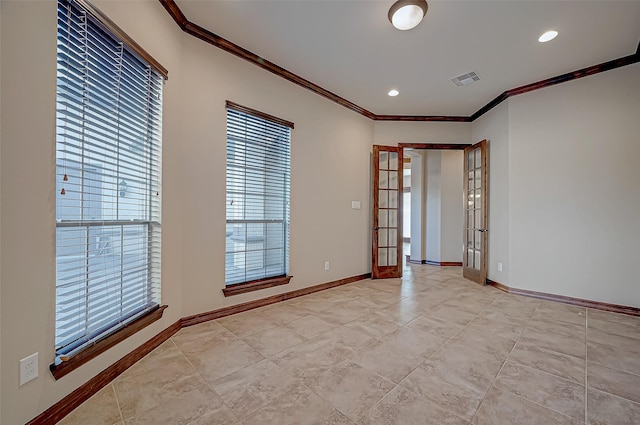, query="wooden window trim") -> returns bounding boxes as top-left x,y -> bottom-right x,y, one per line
226,100 -> 294,129
50,305 -> 168,380
222,275 -> 293,297
74,0 -> 168,79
